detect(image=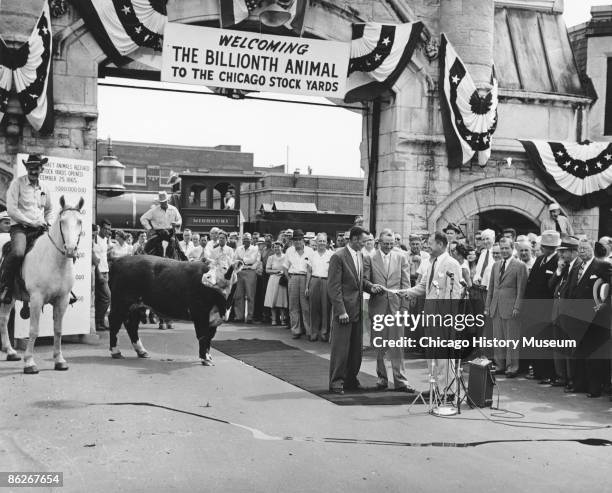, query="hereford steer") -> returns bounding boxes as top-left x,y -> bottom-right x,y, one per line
108,255 -> 241,365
